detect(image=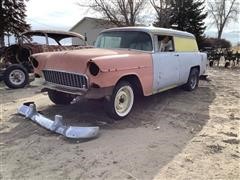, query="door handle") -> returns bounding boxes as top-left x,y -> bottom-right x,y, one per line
174,54 -> 179,57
